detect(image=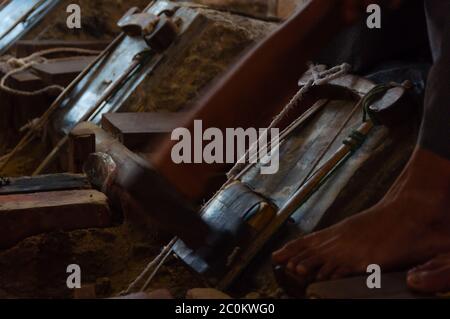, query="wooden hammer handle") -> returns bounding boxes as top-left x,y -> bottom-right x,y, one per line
150,0 -> 344,201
